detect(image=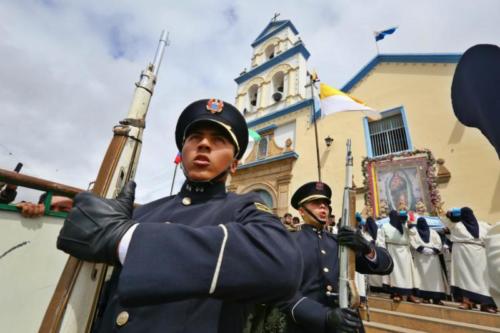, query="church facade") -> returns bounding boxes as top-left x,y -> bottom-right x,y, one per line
229,19 -> 500,223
